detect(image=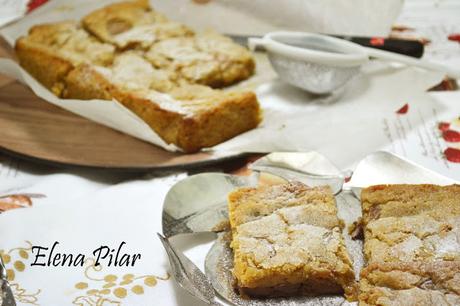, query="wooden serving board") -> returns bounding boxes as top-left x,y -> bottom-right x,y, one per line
0,80 -> 244,170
